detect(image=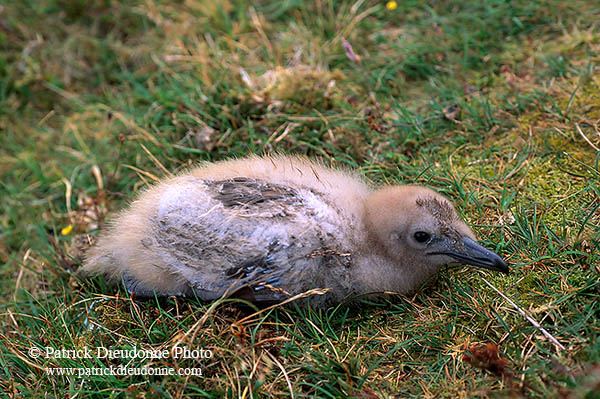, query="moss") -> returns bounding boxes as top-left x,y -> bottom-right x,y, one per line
522,157 -> 588,218
447,69 -> 599,238
511,269 -> 553,303
260,66 -> 347,110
